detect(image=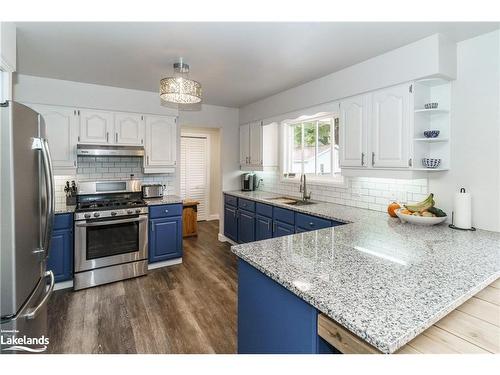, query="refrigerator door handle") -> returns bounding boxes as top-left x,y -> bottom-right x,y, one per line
32,137 -> 55,259
24,271 -> 55,320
